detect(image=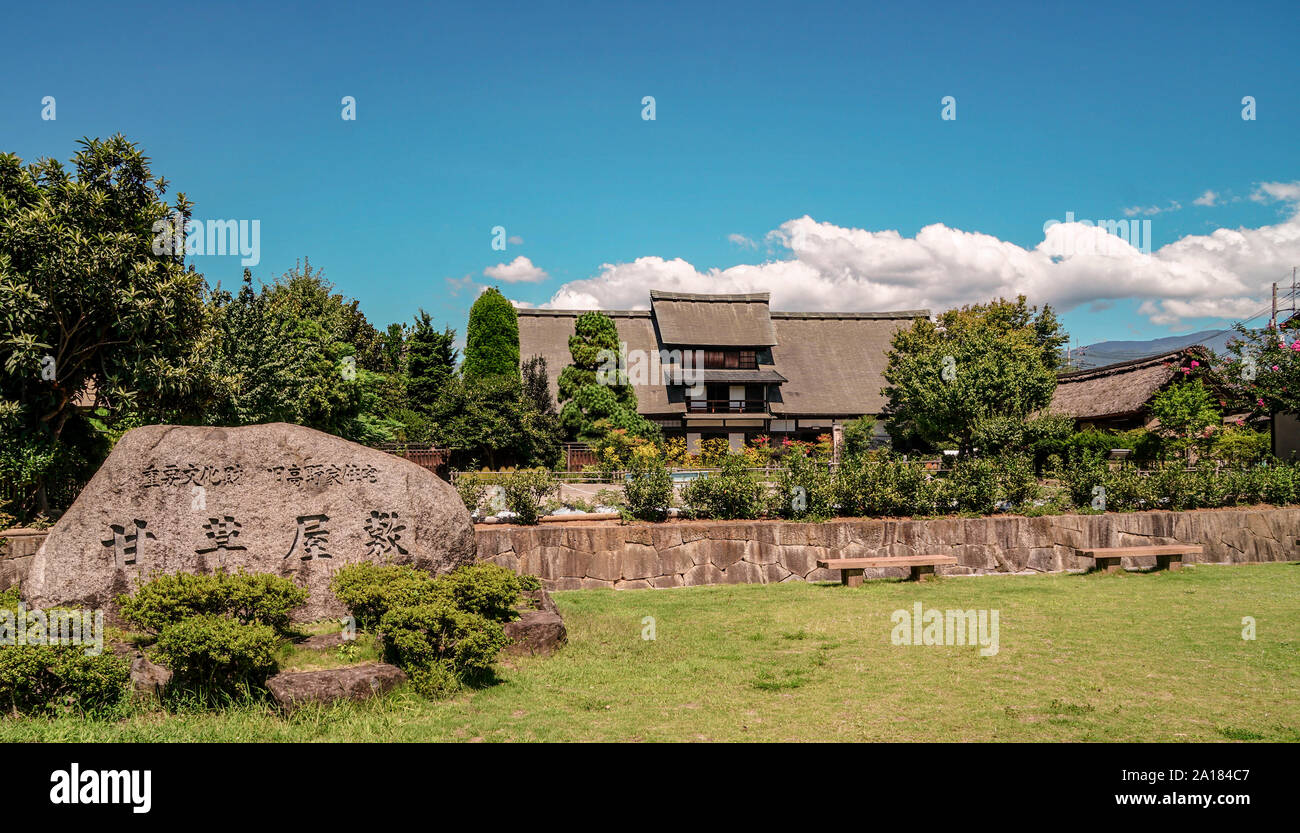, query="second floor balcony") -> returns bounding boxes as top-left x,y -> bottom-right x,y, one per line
686,398 -> 768,415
